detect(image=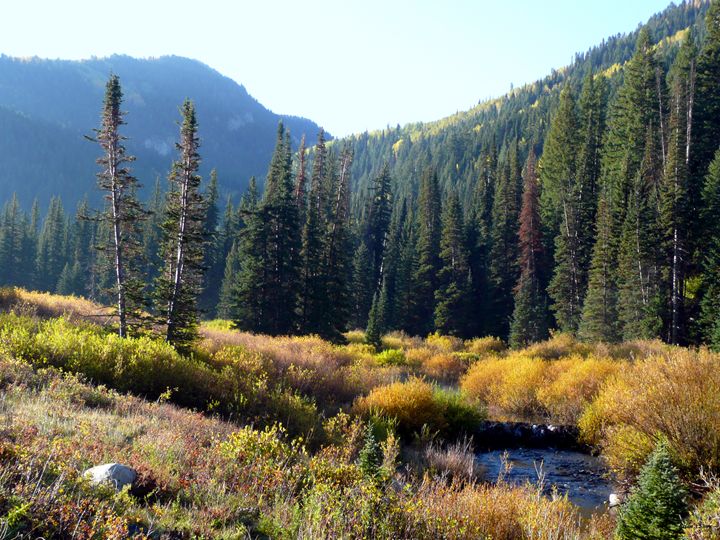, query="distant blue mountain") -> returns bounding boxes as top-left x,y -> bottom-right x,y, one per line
0,54 -> 326,208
